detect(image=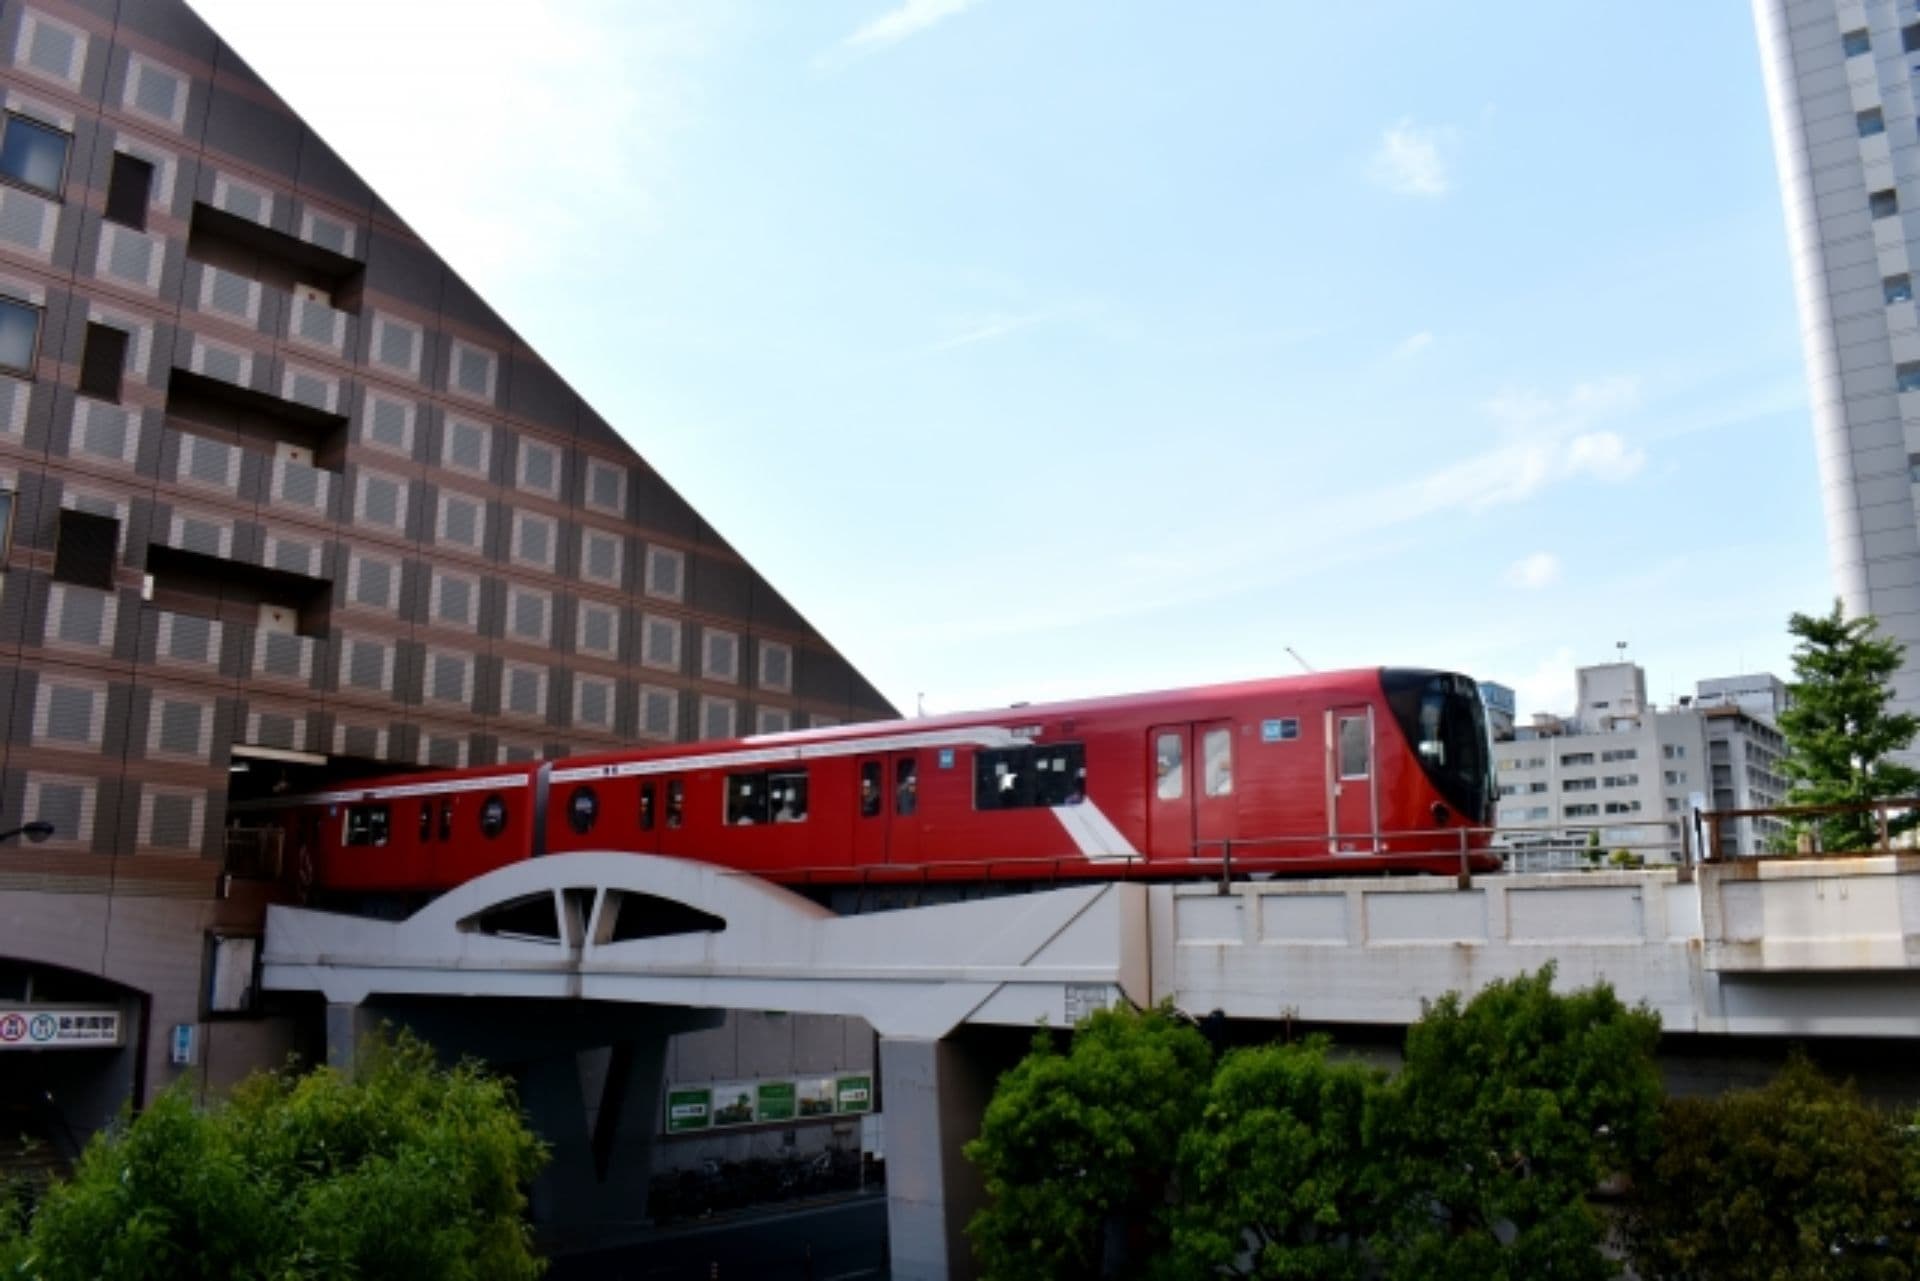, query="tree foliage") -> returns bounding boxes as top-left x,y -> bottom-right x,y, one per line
1780,601 -> 1920,851
964,1004 -> 1212,1281
1166,1038 -> 1379,1280
0,1031 -> 546,1280
1627,1055 -> 1917,1280
1370,964 -> 1662,1281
